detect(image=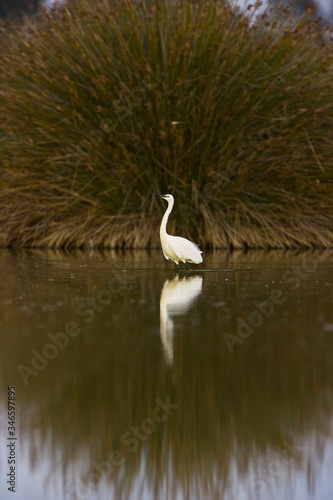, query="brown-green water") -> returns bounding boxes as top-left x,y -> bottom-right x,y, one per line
1,249 -> 333,500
